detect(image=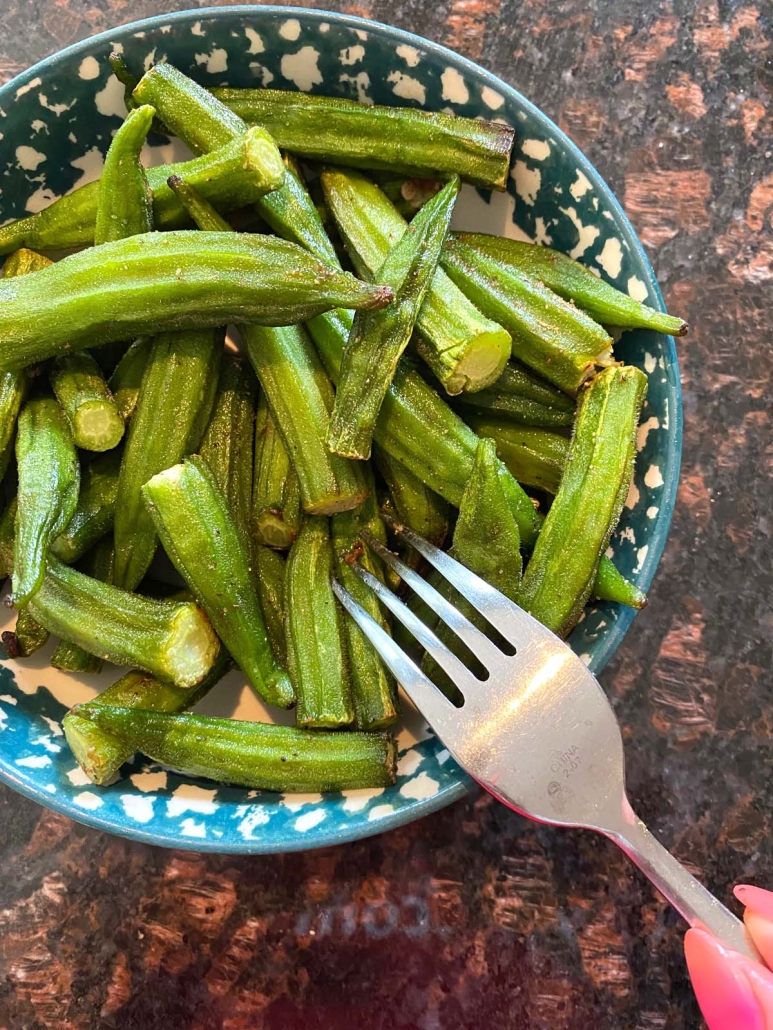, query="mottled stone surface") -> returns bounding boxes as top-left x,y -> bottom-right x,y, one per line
0,2 -> 771,1028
